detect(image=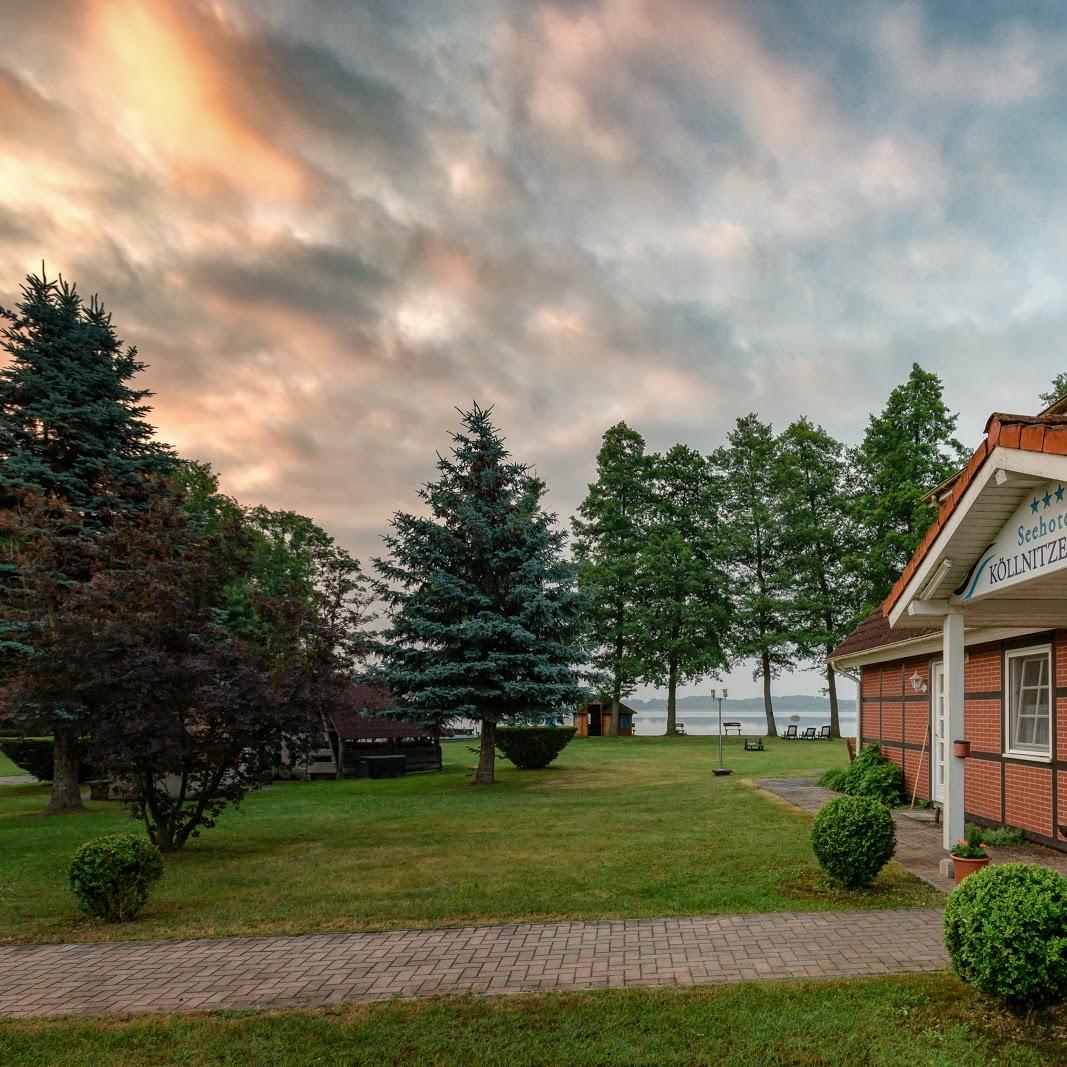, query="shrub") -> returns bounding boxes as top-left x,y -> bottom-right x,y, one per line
974,824 -> 1025,848
0,737 -> 98,783
495,726 -> 577,769
68,834 -> 164,922
817,767 -> 848,791
945,863 -> 1067,1012
810,795 -> 896,887
825,742 -> 904,806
